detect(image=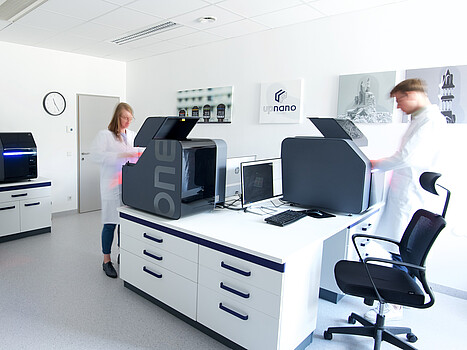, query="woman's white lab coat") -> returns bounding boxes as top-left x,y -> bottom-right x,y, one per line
91,129 -> 139,224
372,104 -> 446,242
